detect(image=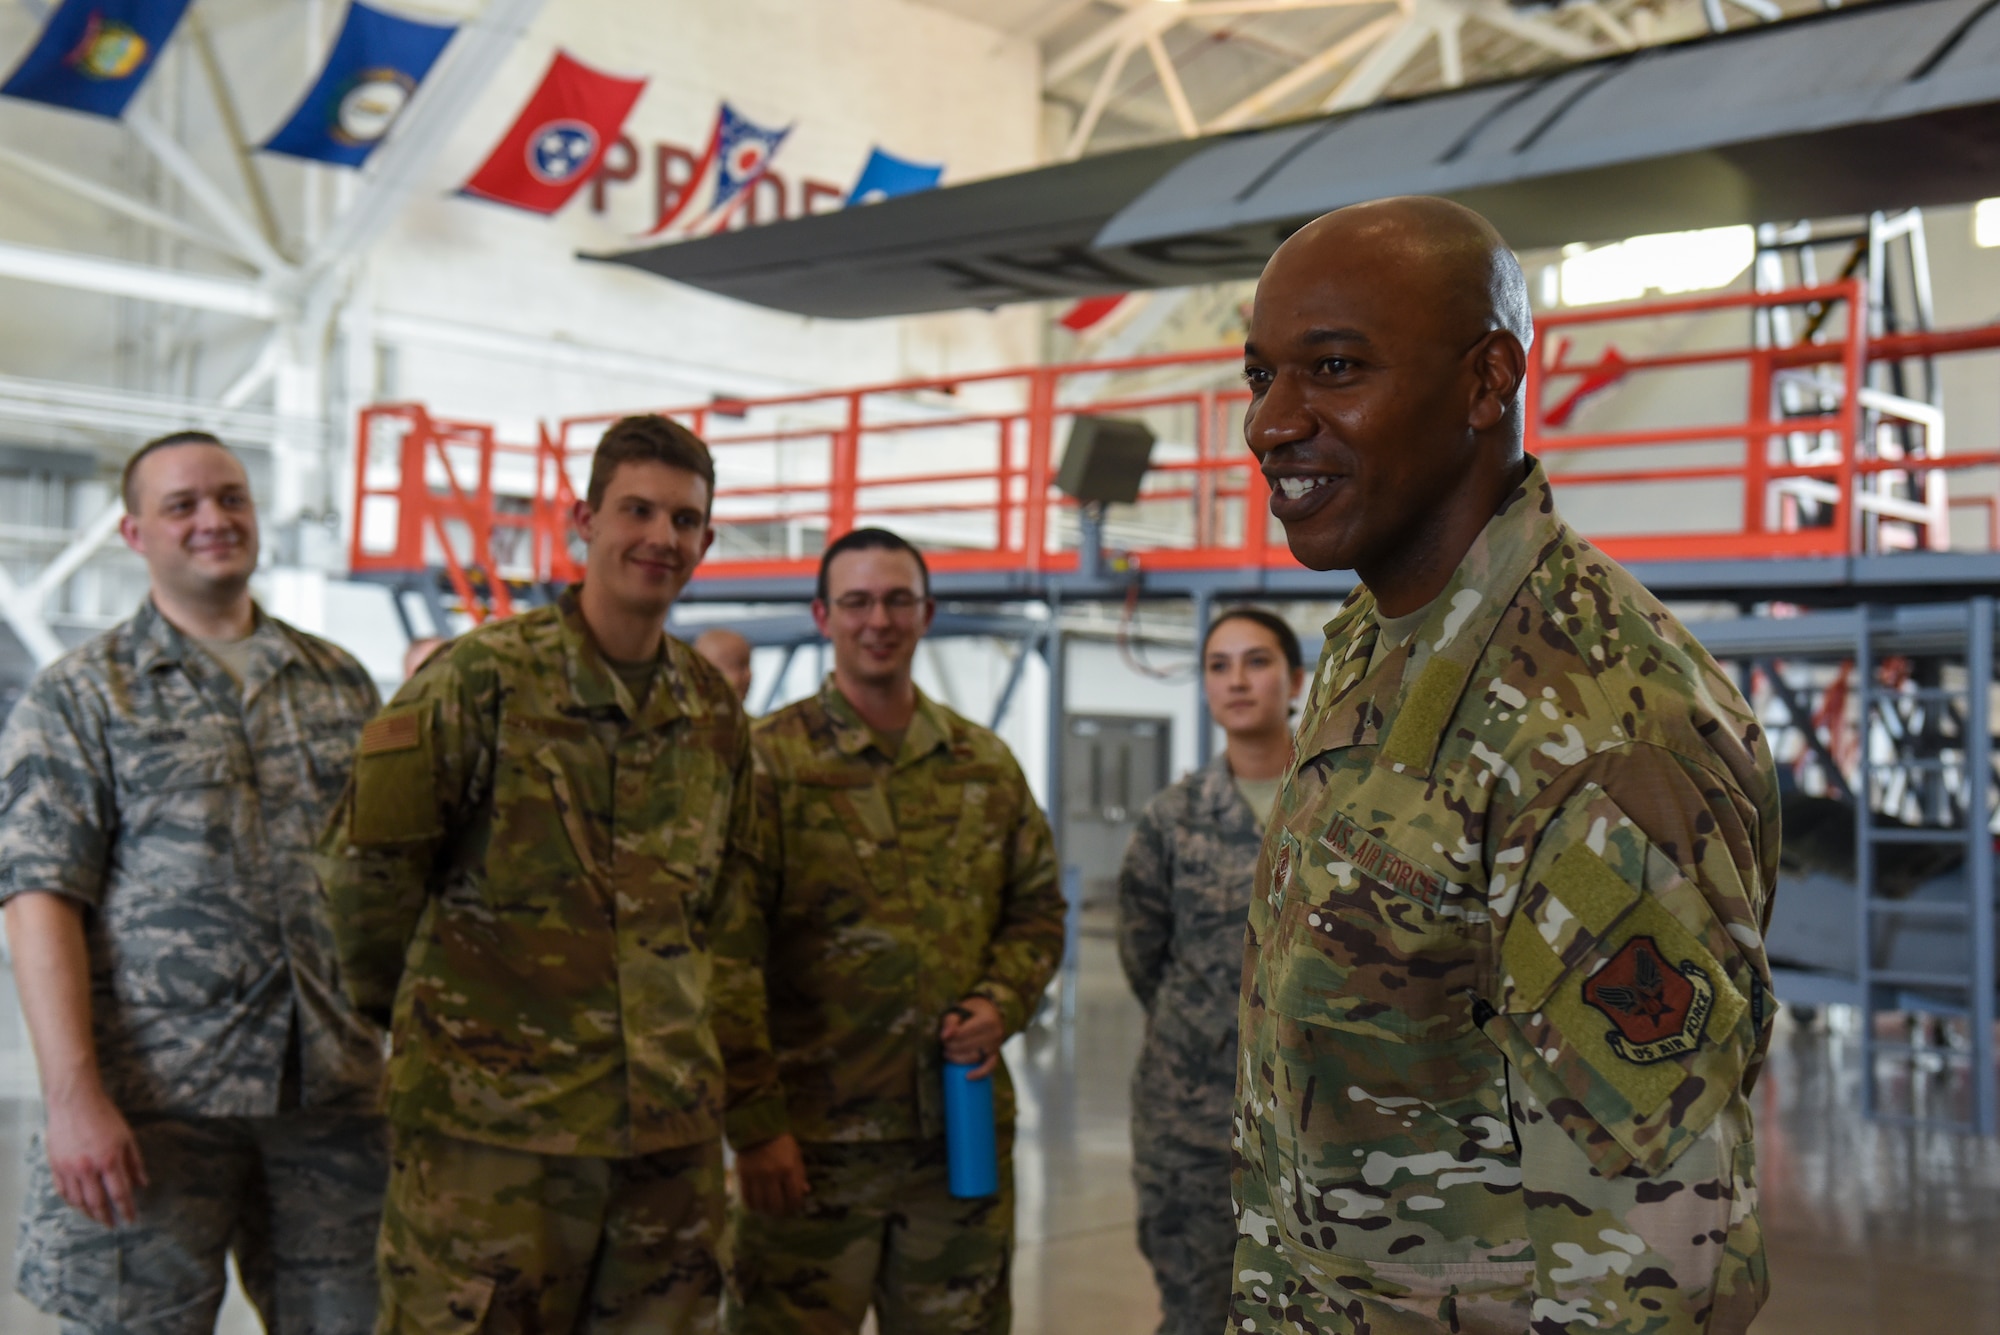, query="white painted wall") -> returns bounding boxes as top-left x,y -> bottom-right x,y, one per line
366,0 -> 1045,431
